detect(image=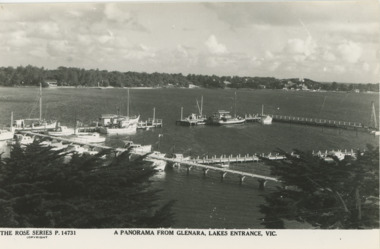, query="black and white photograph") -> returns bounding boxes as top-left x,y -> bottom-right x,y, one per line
0,0 -> 379,248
